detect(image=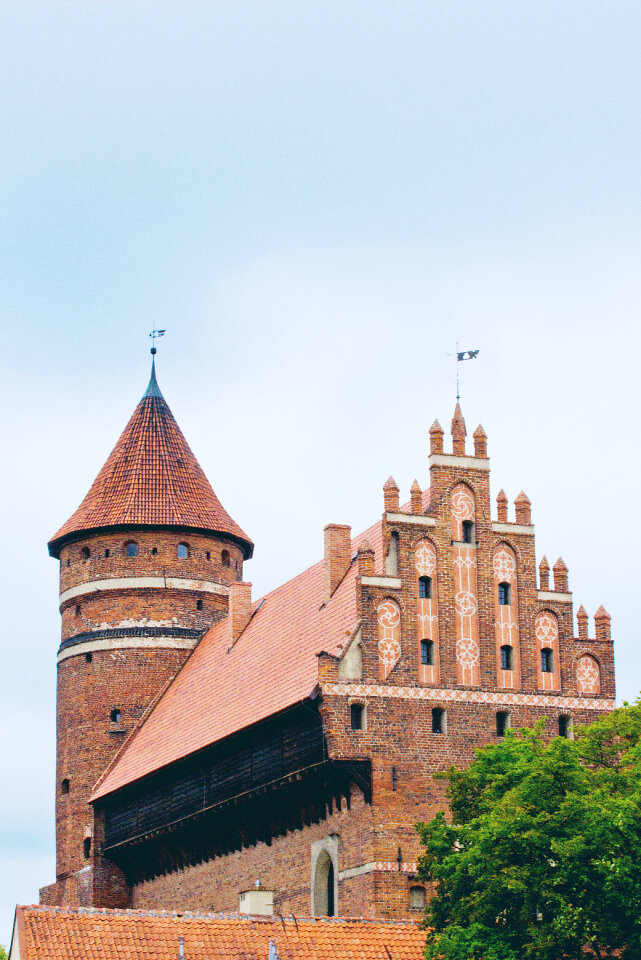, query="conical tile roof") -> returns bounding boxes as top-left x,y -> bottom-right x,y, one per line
48,362 -> 253,558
